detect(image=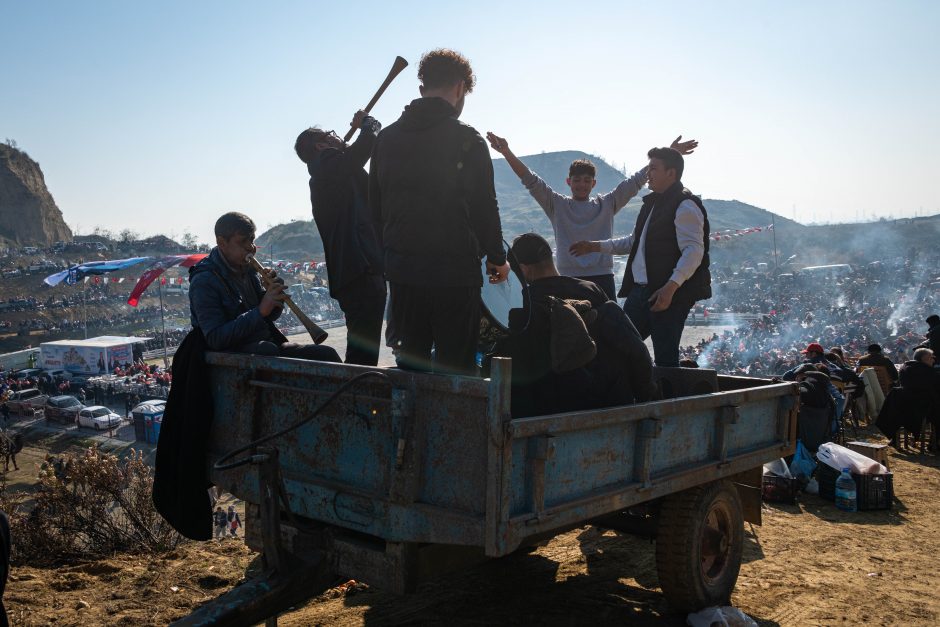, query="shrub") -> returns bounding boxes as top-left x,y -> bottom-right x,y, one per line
0,446 -> 181,565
